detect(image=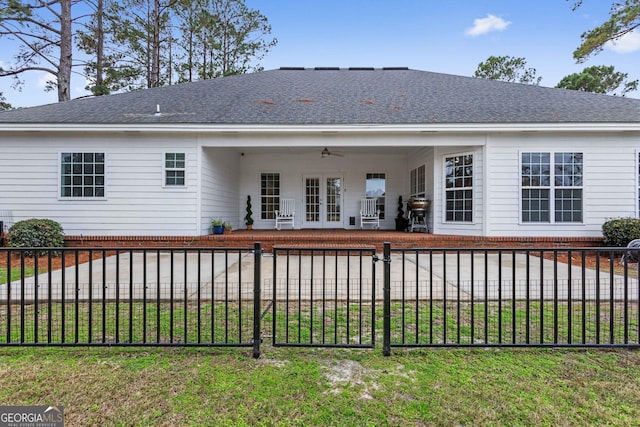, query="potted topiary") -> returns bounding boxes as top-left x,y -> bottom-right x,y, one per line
395,195 -> 408,231
211,218 -> 225,234
245,195 -> 254,230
